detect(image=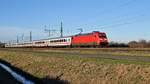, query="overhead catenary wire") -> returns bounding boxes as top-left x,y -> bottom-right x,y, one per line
96,0 -> 138,15
94,0 -> 140,27
96,14 -> 150,29
96,14 -> 149,28
118,0 -> 138,7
